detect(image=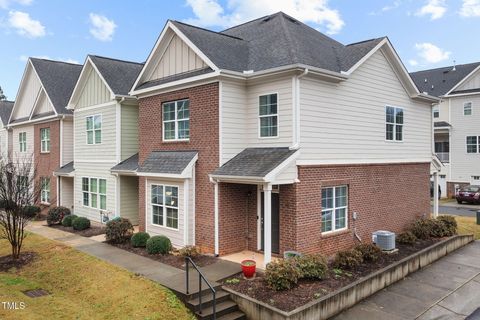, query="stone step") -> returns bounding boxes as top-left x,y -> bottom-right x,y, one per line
216,310 -> 246,320
195,300 -> 239,320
